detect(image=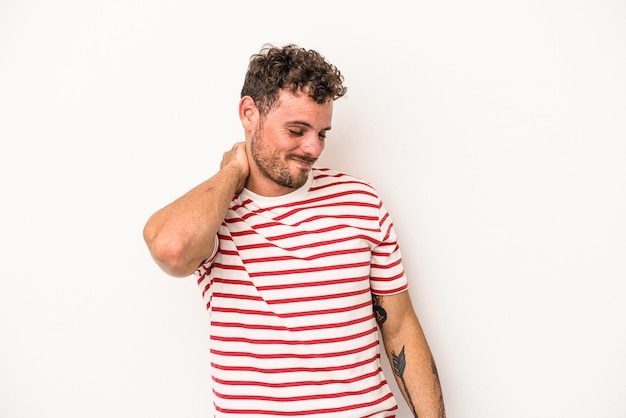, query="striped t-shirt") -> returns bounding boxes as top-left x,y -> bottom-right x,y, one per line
195,167 -> 409,417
